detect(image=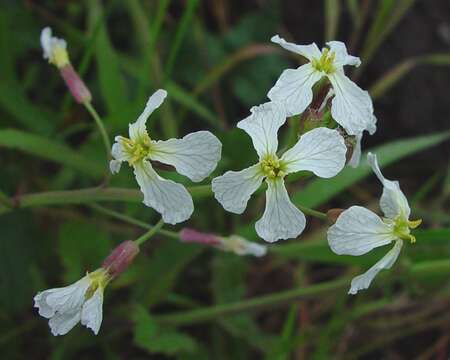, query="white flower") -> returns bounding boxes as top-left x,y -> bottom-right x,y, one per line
269,35 -> 377,167
34,268 -> 110,336
327,153 -> 422,294
212,101 -> 347,242
111,89 -> 222,224
40,27 -> 69,68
